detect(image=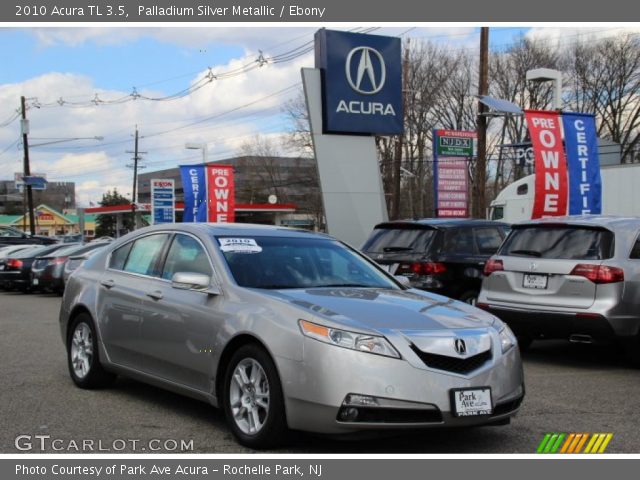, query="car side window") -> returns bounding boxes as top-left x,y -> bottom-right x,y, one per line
630,235 -> 640,259
474,227 -> 505,255
123,233 -> 169,277
109,242 -> 133,270
161,234 -> 212,280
